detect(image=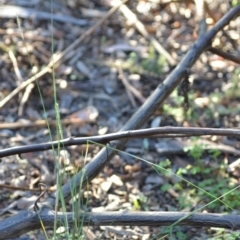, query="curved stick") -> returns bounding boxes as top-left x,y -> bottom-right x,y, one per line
1,127 -> 240,158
